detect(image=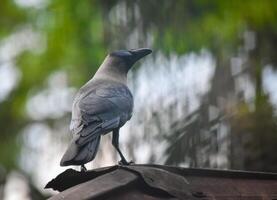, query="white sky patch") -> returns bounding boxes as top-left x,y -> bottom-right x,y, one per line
263,65 -> 277,107
131,49 -> 215,113
0,27 -> 44,102
234,73 -> 255,103
26,71 -> 76,120
134,142 -> 152,163
0,62 -> 21,102
3,172 -> 31,200
19,122 -> 72,195
0,27 -> 44,62
14,0 -> 47,9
